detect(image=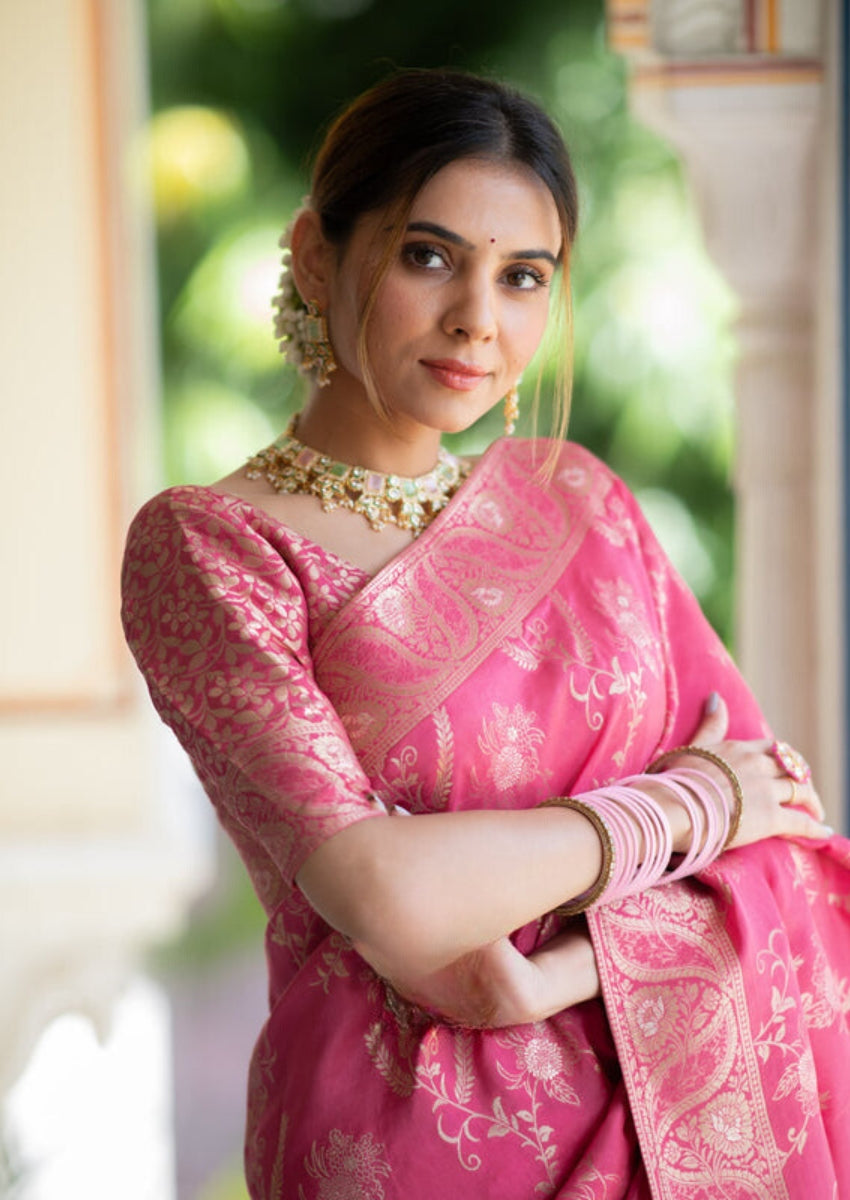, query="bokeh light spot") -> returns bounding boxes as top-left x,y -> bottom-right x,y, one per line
147,107 -> 251,224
